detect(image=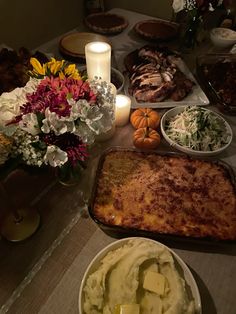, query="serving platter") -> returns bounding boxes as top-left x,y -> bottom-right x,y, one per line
79,237 -> 202,314
123,46 -> 209,109
196,53 -> 236,115
124,57 -> 209,109
89,147 -> 236,244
